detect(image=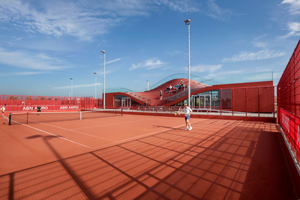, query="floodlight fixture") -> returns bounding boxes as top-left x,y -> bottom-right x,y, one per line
185,19 -> 191,106
101,50 -> 106,109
